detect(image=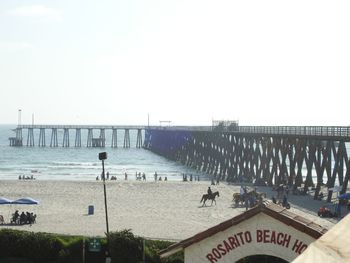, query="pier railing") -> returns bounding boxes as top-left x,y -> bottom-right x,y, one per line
16,125 -> 350,138
236,126 -> 350,138
150,125 -> 350,138
17,125 -> 146,130
10,125 -> 350,148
